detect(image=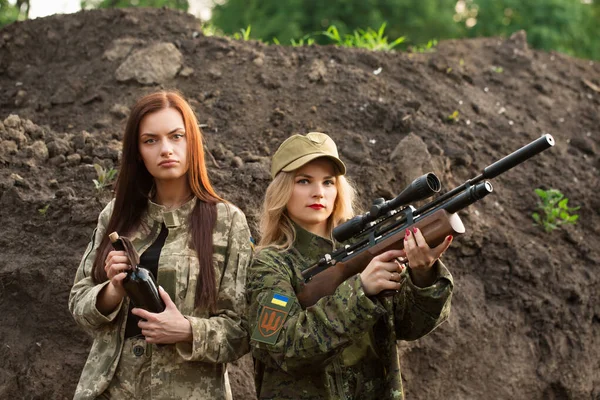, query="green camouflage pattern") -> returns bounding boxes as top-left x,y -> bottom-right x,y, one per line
69,198 -> 252,399
247,224 -> 453,400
